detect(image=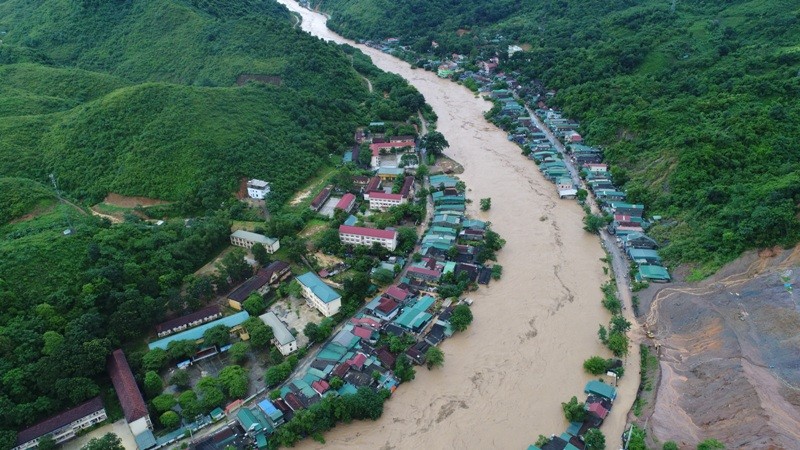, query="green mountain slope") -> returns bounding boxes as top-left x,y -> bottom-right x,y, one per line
315,0 -> 800,273
0,0 -> 378,206
0,177 -> 56,224
0,0 -> 429,441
